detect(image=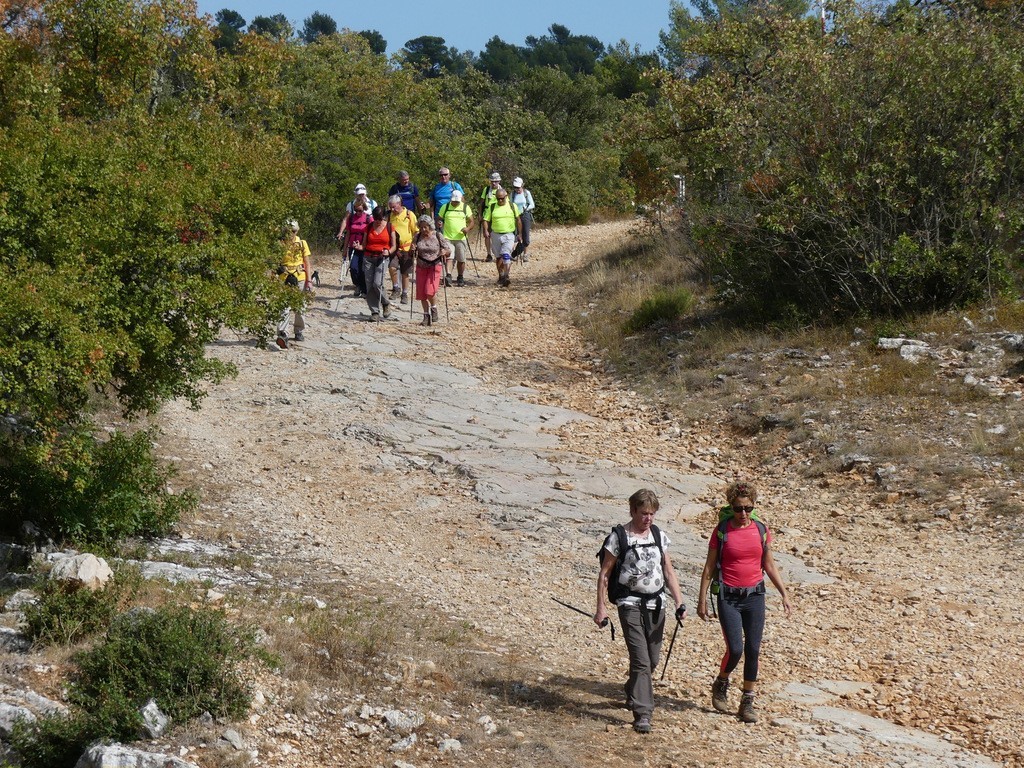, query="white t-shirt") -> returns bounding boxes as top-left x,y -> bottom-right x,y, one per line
603,527 -> 670,608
